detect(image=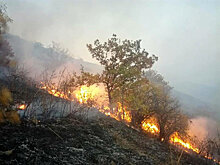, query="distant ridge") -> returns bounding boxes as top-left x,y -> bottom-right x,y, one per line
5,34 -> 103,75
